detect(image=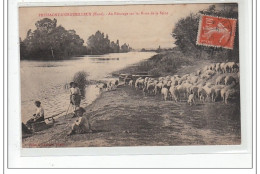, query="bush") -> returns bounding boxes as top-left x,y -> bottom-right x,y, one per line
72,71 -> 89,97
